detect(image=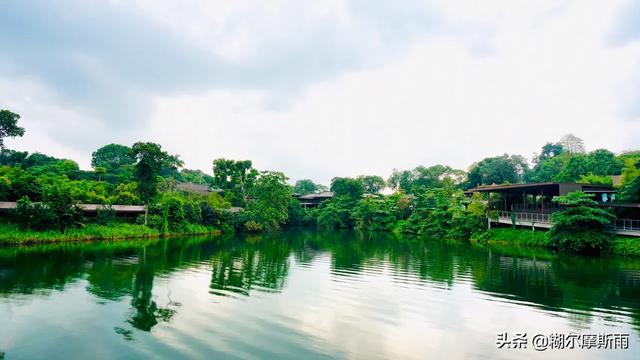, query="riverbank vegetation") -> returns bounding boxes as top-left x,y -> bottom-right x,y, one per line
1,108 -> 640,254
